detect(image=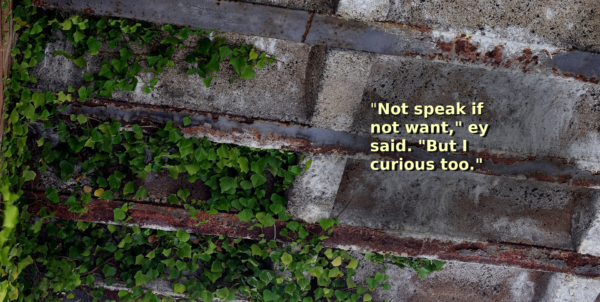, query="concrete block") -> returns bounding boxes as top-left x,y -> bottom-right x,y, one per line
331,159 -> 598,250
542,274 -> 600,302
287,154 -> 347,223
336,0 -> 390,21
386,0 -> 600,52
577,198 -> 600,257
349,251 -> 554,302
30,33 -> 314,124
310,49 -> 374,131
351,55 -> 600,168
